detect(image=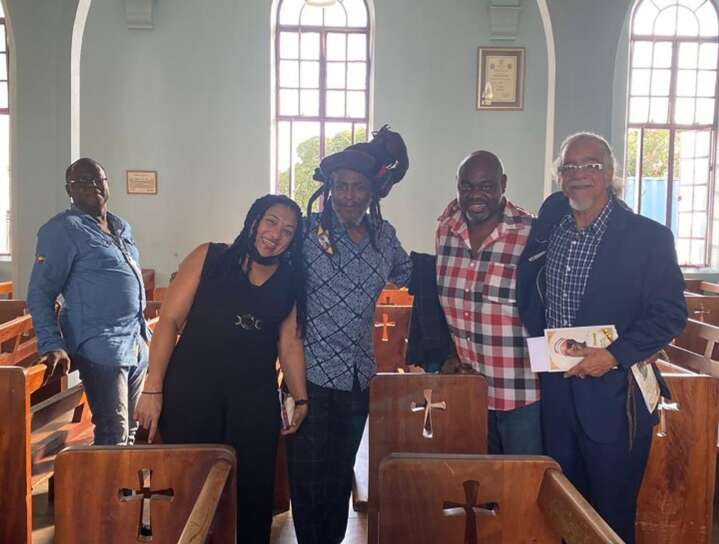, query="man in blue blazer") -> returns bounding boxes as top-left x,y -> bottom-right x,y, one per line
516,132 -> 687,543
